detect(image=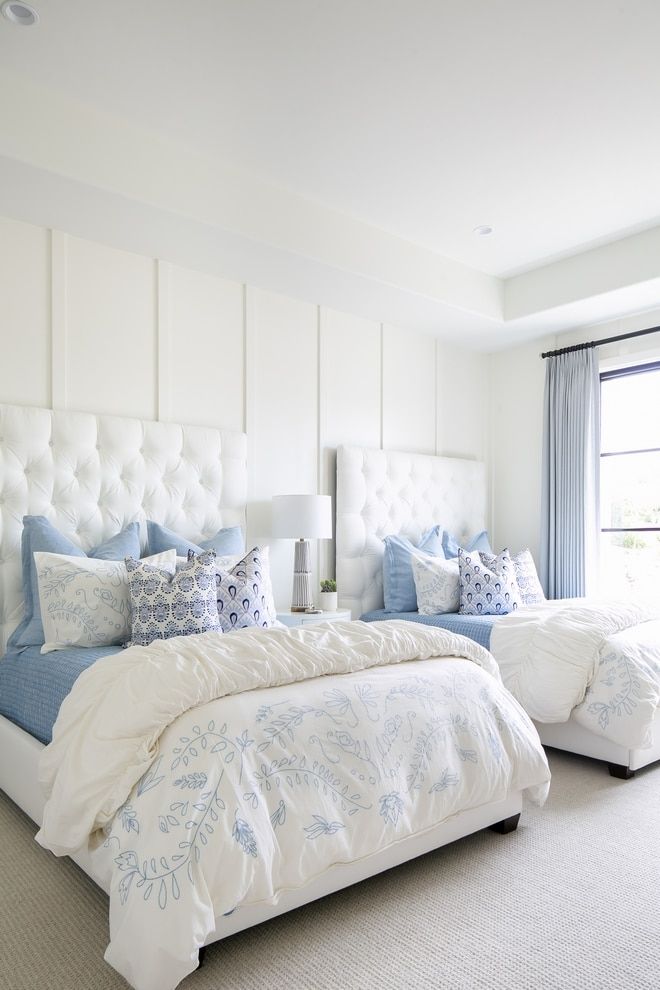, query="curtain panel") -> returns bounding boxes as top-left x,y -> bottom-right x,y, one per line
540,349 -> 600,598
